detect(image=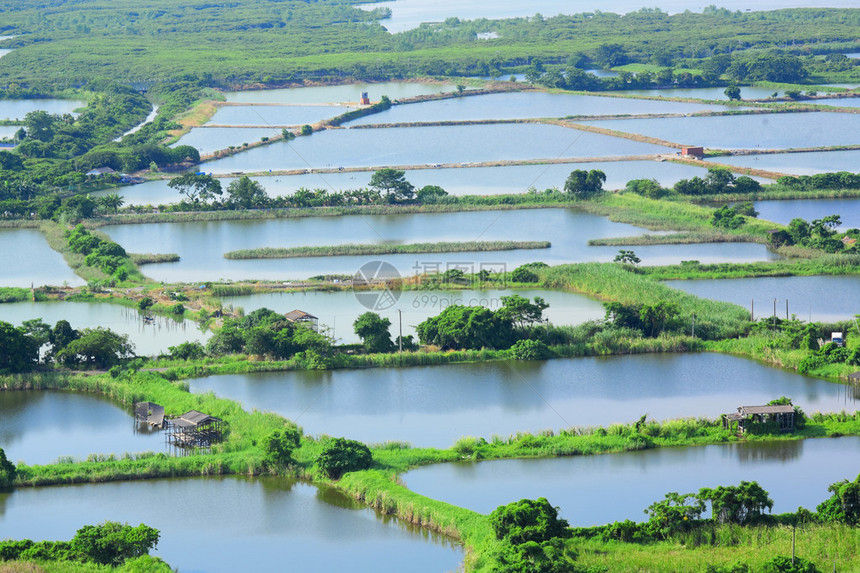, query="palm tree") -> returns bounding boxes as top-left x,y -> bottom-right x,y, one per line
99,193 -> 124,213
